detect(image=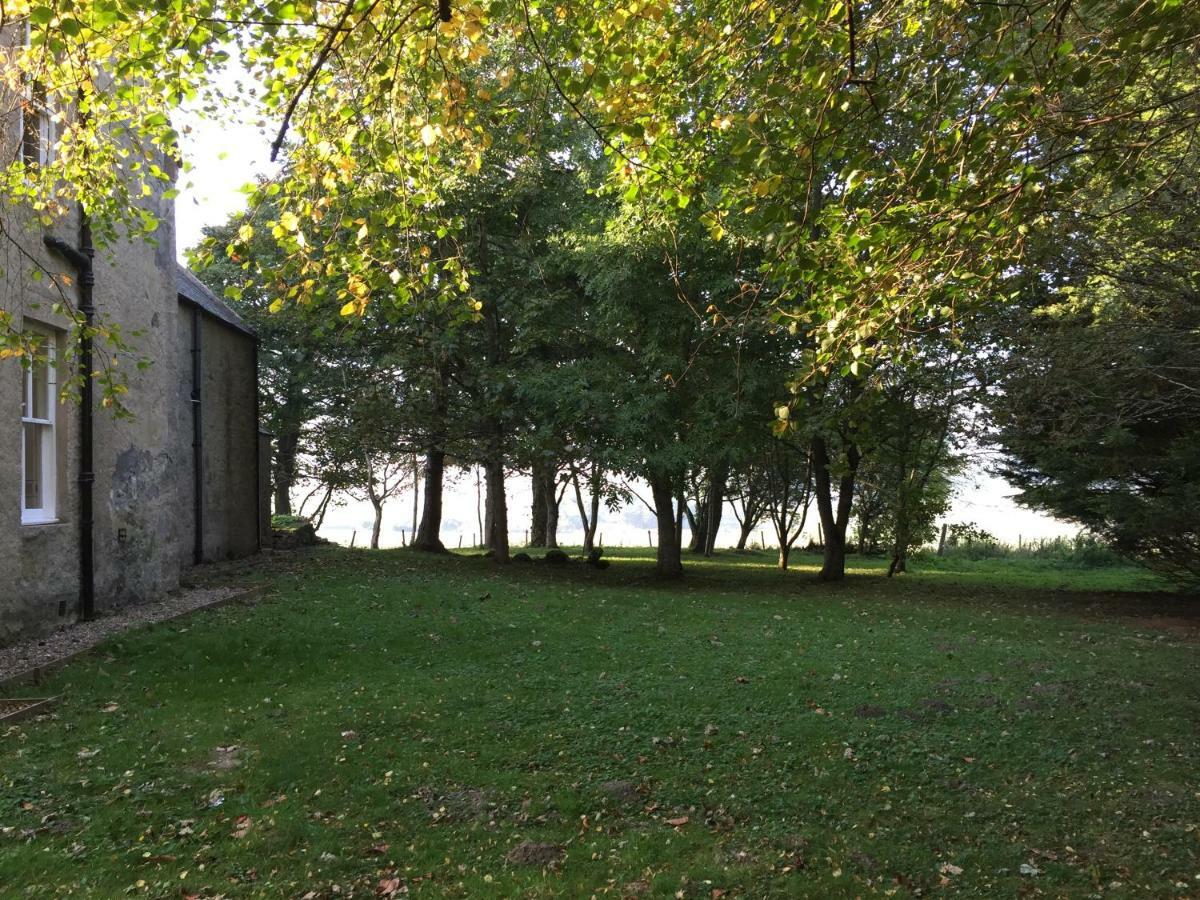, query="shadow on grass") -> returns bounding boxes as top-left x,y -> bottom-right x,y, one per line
255,542 -> 1197,634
